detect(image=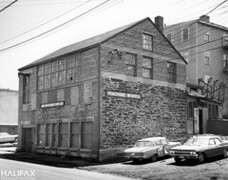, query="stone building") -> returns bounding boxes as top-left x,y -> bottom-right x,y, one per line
164,15 -> 228,135
0,89 -> 18,134
18,17 -> 187,161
